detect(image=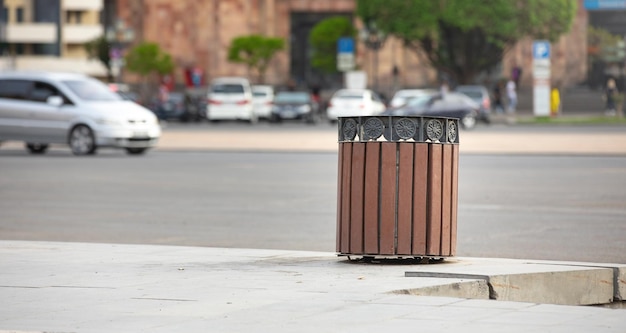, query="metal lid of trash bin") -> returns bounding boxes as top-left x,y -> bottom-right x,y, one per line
338,116 -> 459,144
